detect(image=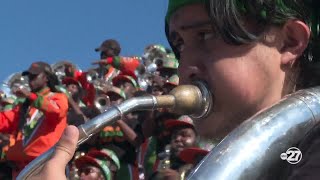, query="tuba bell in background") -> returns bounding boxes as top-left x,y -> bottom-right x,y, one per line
137,44 -> 170,91
51,61 -> 80,83
1,72 -> 30,99
85,68 -> 114,113
93,90 -> 111,113
86,68 -> 100,84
